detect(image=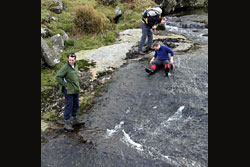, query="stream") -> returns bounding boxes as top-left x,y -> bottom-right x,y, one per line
41,9 -> 208,167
